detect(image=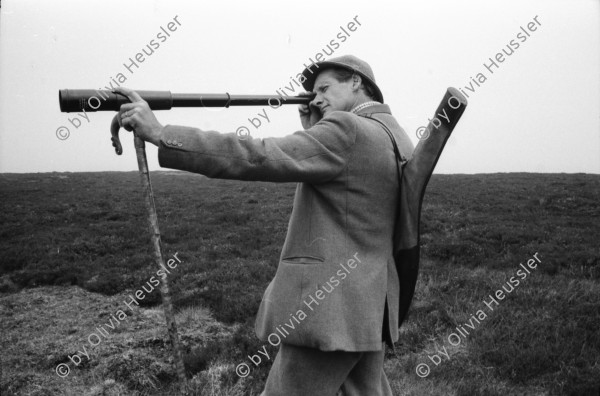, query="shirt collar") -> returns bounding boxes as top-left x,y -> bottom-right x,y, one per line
350,101 -> 381,114
352,102 -> 392,116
